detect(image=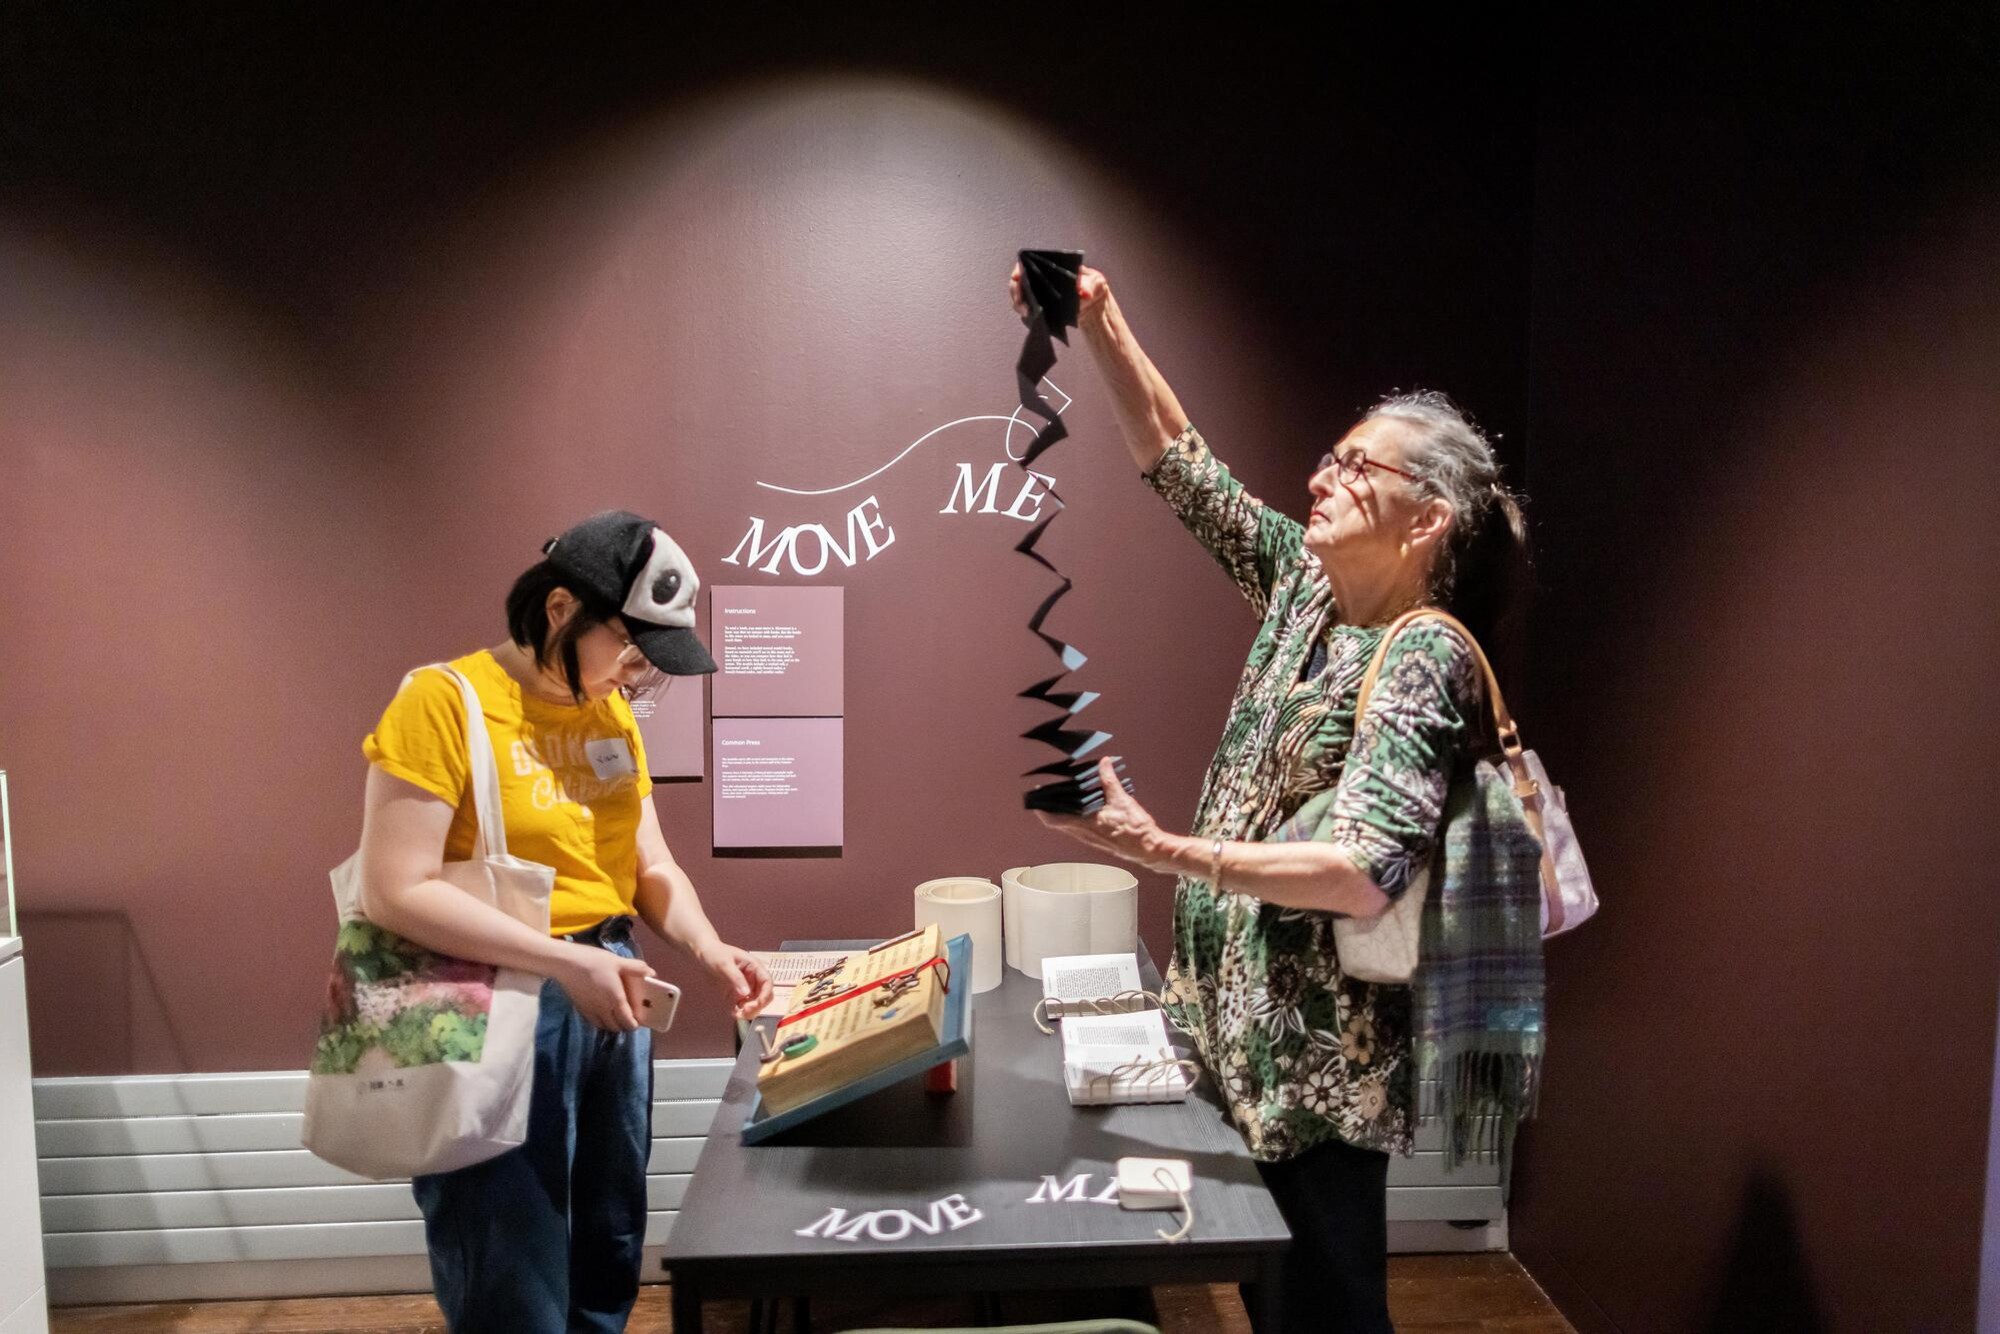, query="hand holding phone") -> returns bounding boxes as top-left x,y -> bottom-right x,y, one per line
624,975 -> 681,1033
